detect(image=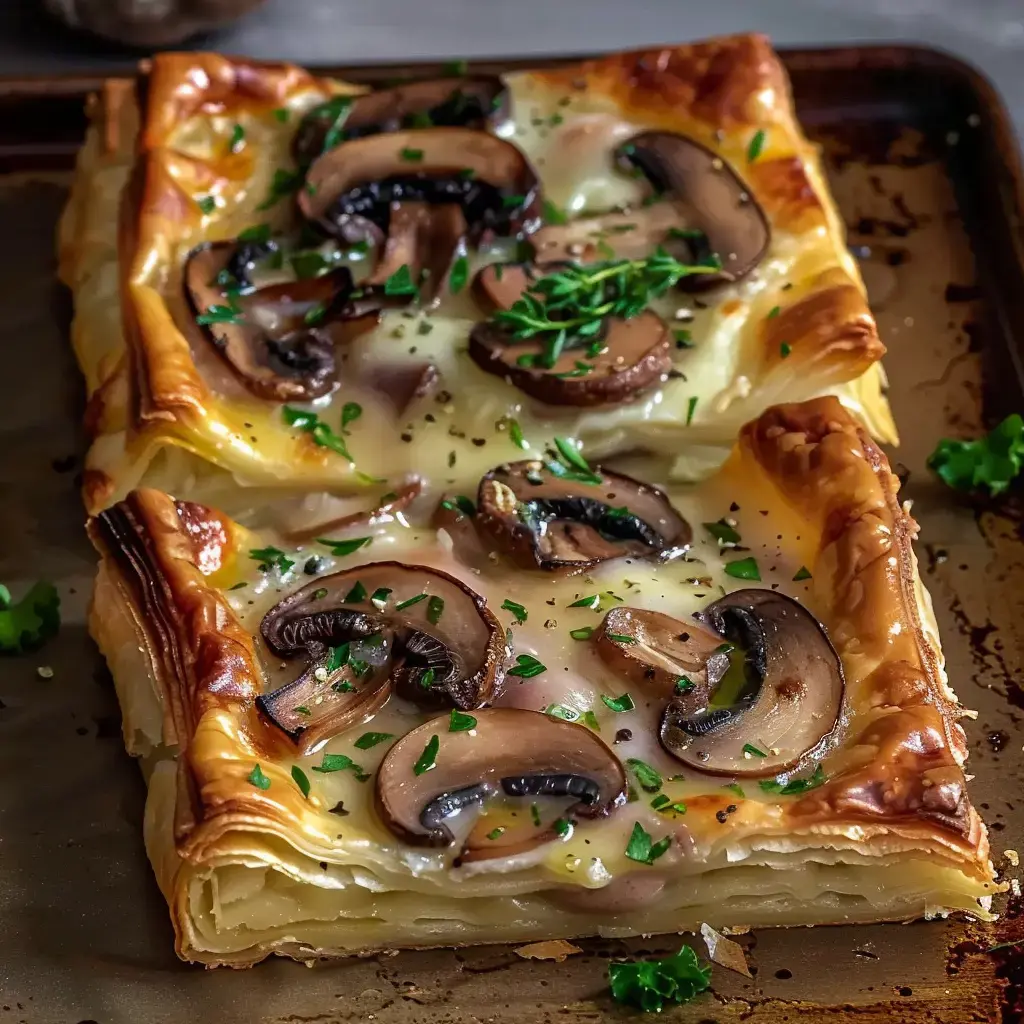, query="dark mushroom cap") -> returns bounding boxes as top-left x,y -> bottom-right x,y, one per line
469,263 -> 672,407
615,131 -> 770,290
292,78 -> 509,166
660,589 -> 844,776
476,459 -> 691,572
184,241 -> 363,401
299,128 -> 542,244
257,562 -> 507,751
373,708 -> 627,854
594,606 -> 732,696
